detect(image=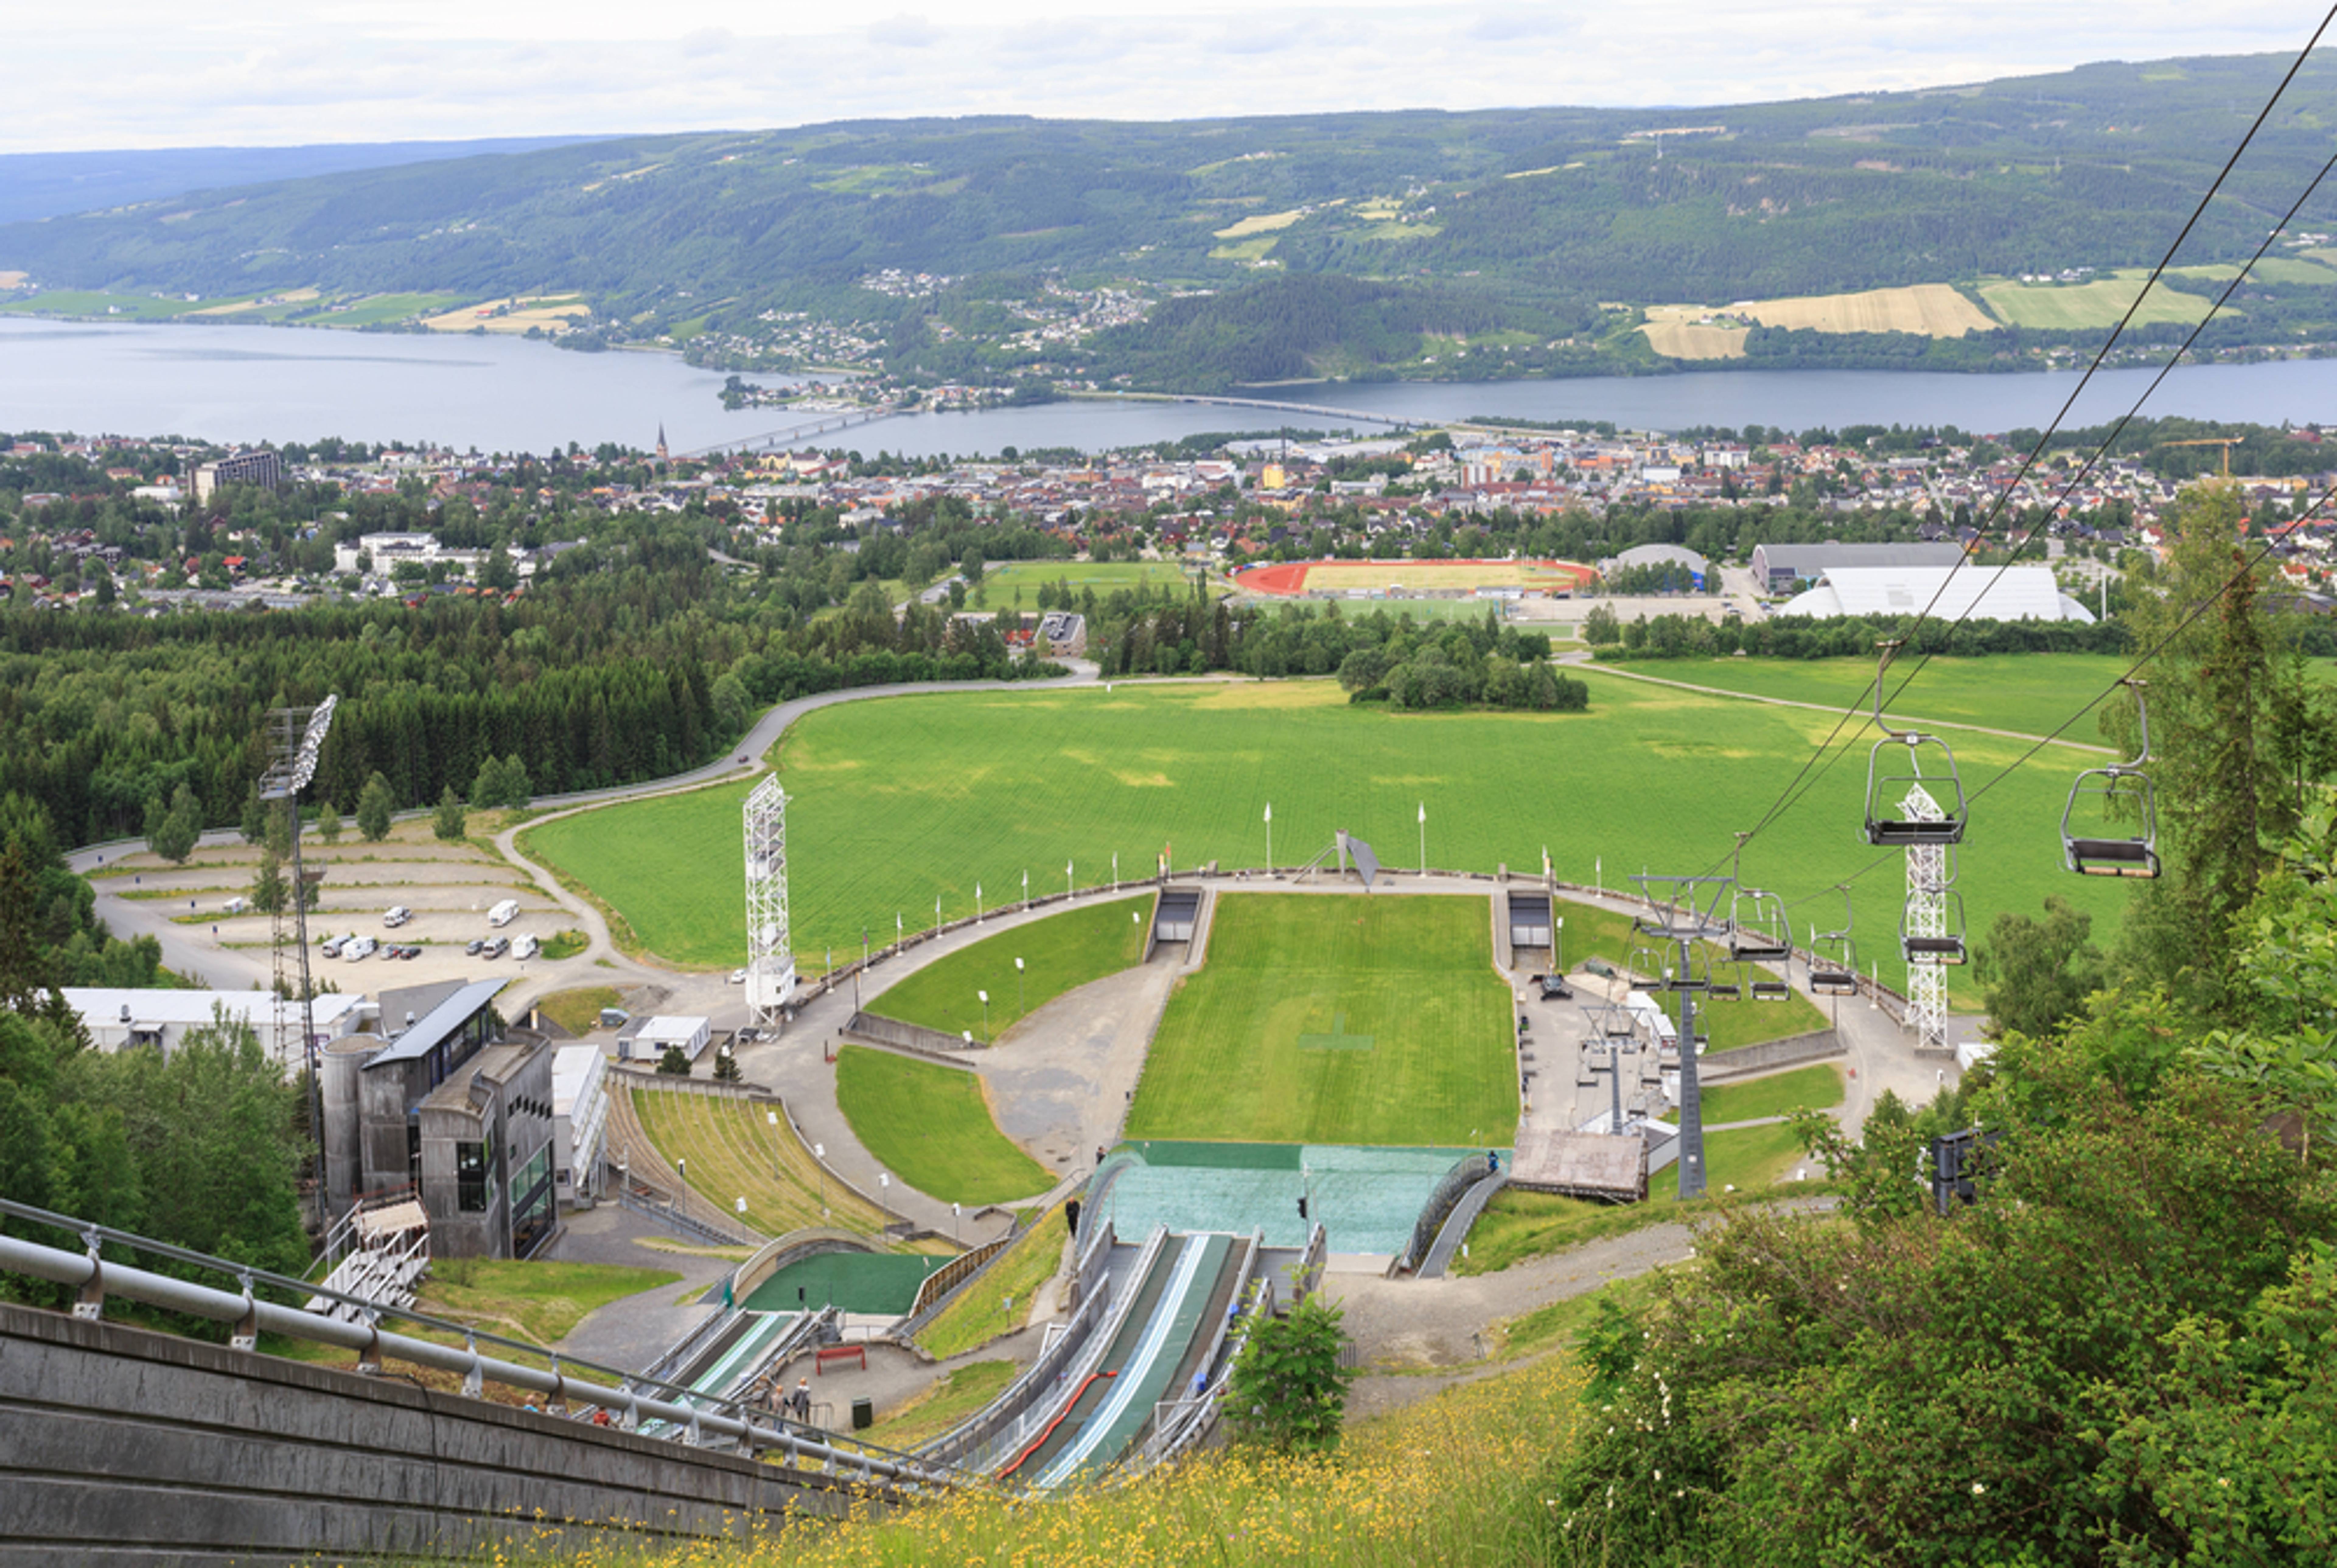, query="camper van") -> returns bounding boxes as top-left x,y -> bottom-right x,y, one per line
342,935 -> 378,961
487,899 -> 520,928
383,905 -> 411,927
511,933 -> 540,960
